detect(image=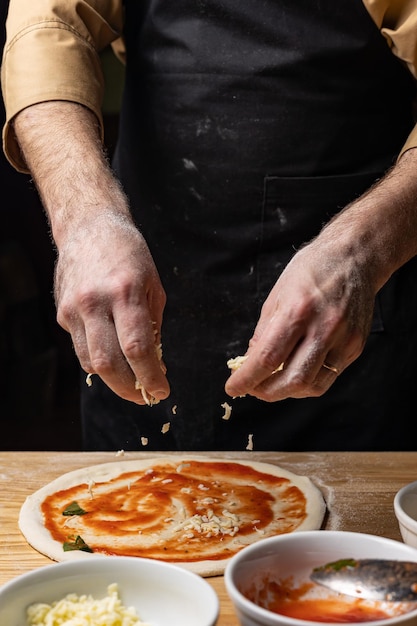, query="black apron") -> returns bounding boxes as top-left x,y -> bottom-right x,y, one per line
82,0 -> 417,451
